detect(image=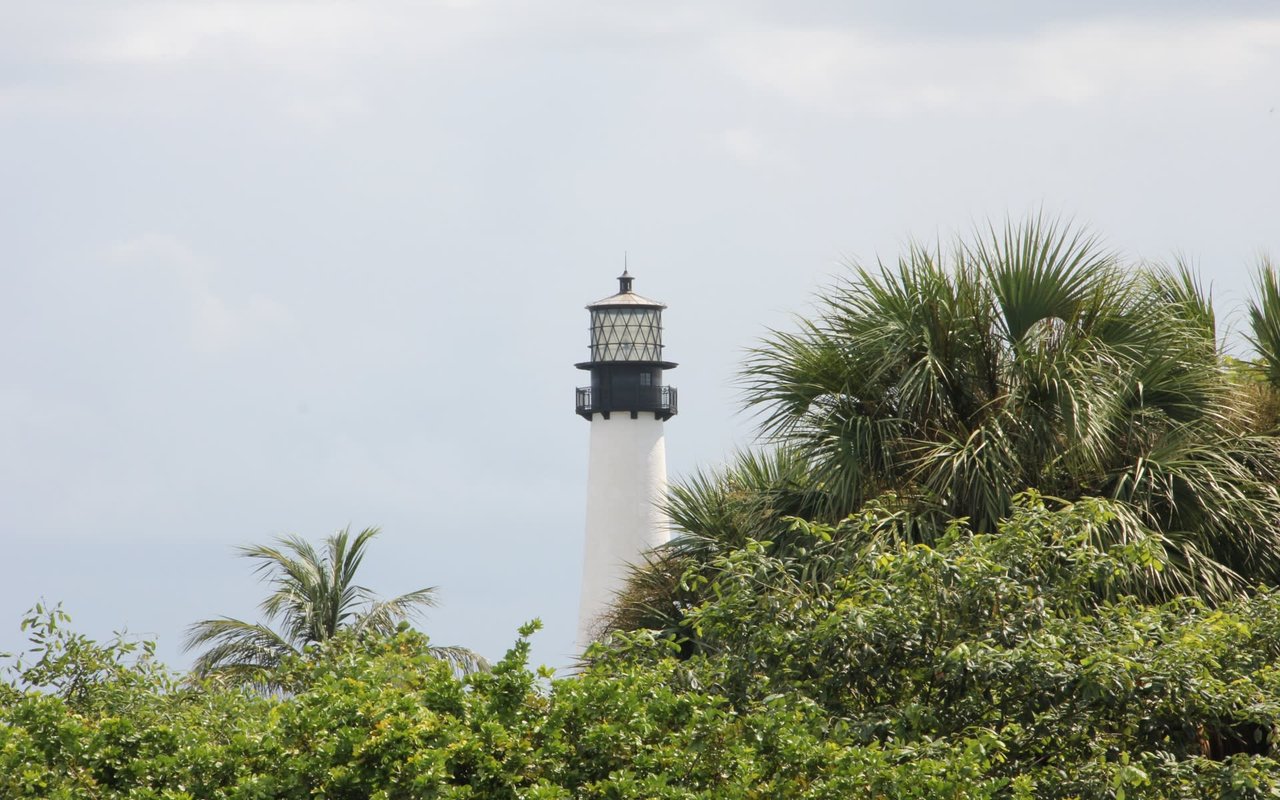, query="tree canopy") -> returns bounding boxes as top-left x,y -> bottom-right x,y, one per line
4,500 -> 1280,798
741,218 -> 1280,593
608,218 -> 1280,637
